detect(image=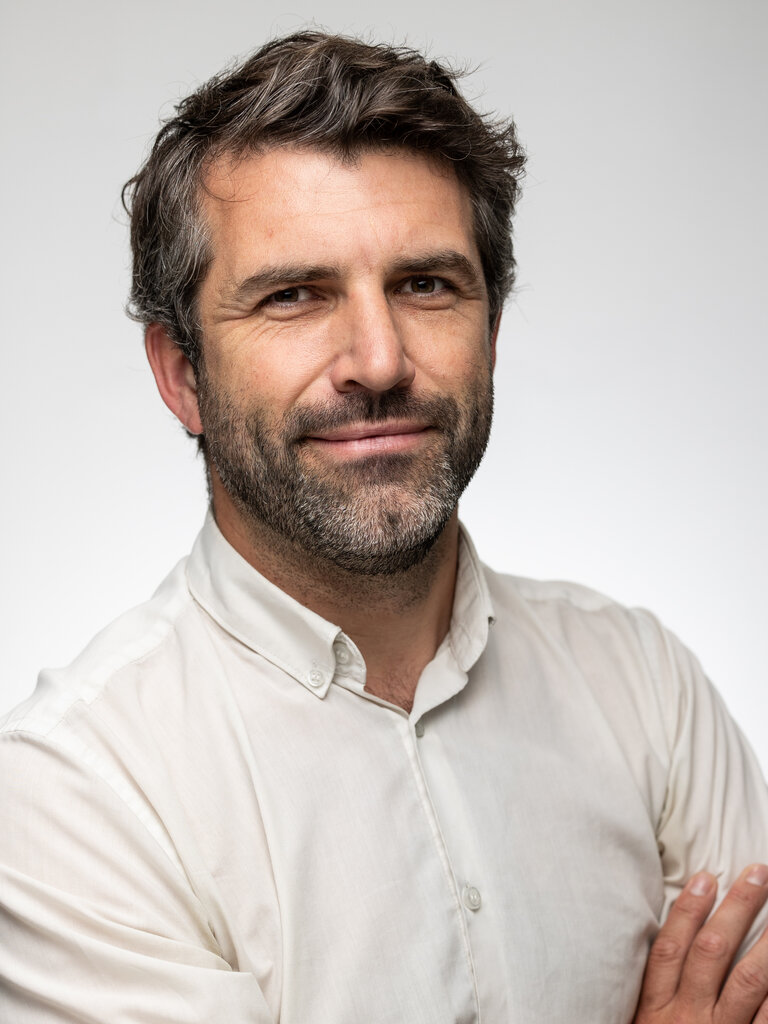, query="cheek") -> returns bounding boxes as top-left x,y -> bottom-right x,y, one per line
211,335 -> 328,411
413,331 -> 491,387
